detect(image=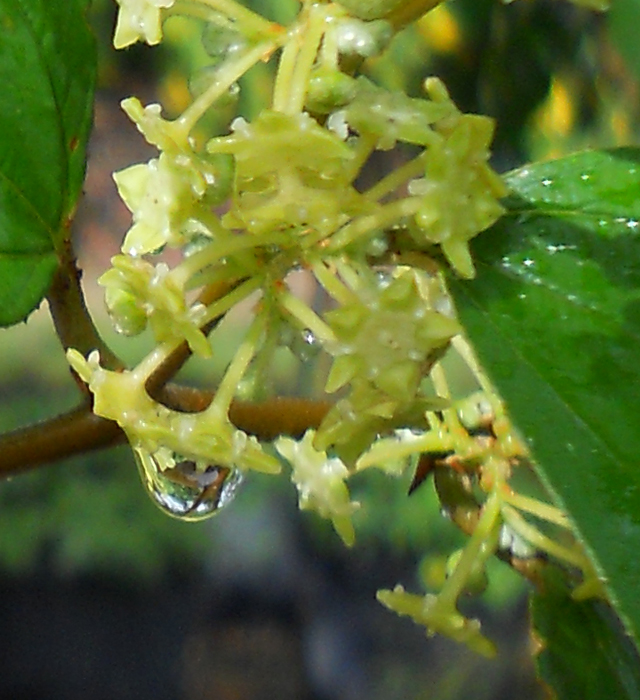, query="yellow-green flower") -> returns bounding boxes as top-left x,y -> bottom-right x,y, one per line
325,267 -> 460,401
377,585 -> 496,657
113,0 -> 174,49
208,110 -> 367,236
409,114 -> 507,278
275,430 -> 359,546
66,349 -> 281,475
